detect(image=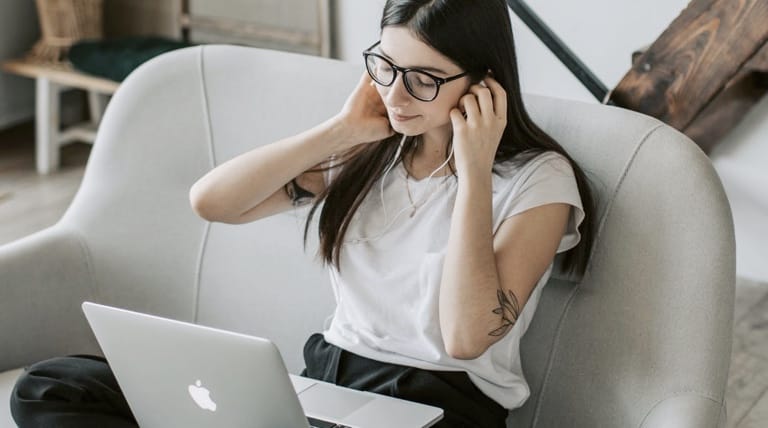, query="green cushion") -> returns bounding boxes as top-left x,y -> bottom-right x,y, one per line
68,36 -> 195,82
